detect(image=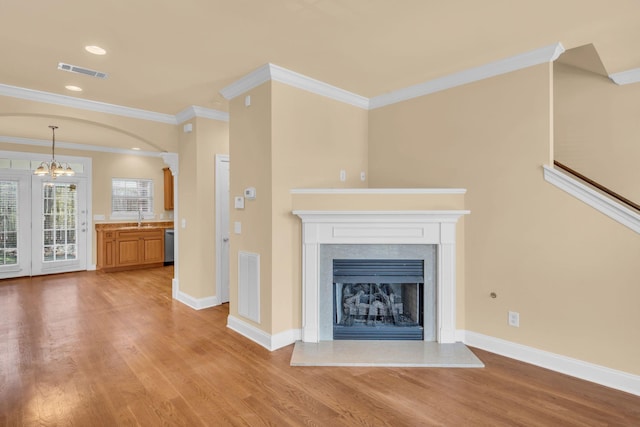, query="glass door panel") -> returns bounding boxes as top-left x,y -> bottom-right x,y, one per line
0,173 -> 31,279
32,177 -> 87,276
